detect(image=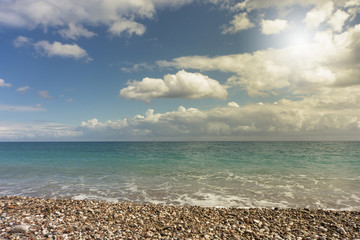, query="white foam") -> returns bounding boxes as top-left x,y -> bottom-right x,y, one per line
72,194 -> 118,203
